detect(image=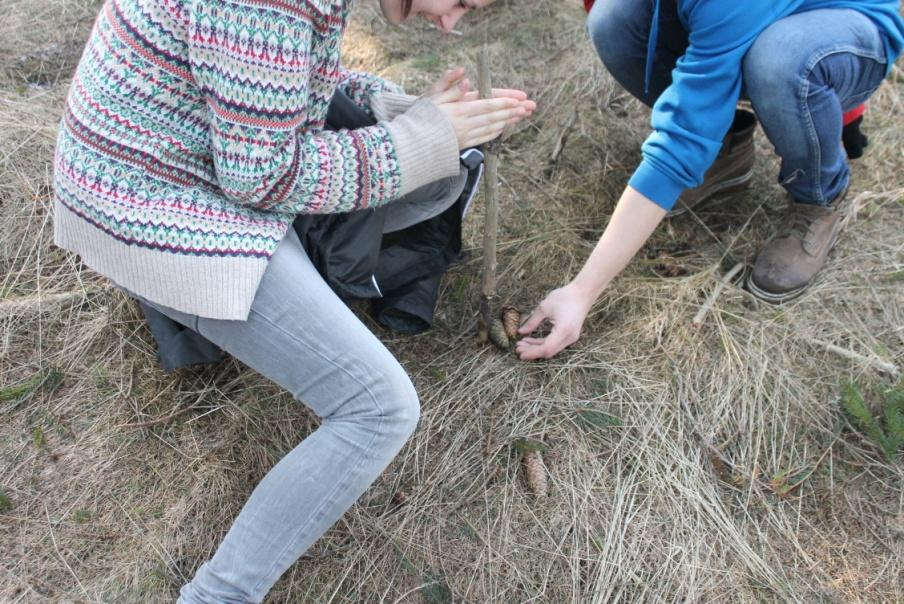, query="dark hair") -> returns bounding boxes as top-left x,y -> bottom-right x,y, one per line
402,0 -> 413,18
